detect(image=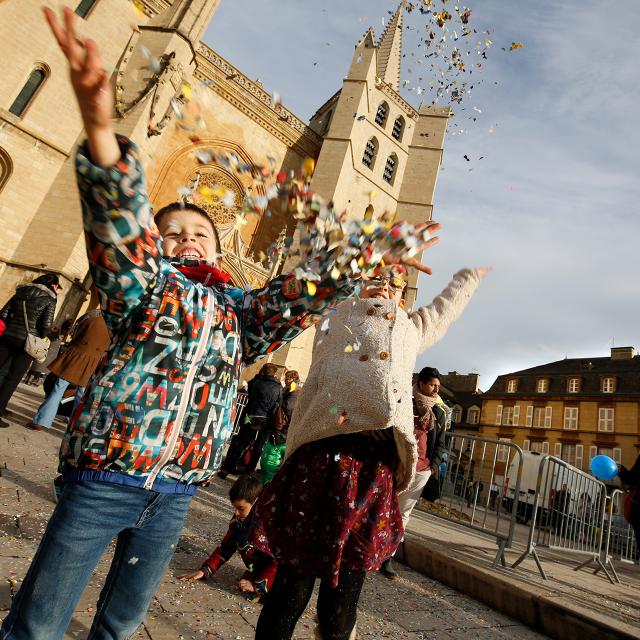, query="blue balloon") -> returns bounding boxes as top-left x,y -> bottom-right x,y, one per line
590,455 -> 618,481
